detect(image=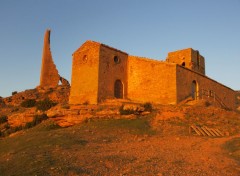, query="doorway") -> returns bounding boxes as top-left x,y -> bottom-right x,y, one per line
192,80 -> 198,100
114,80 -> 123,99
